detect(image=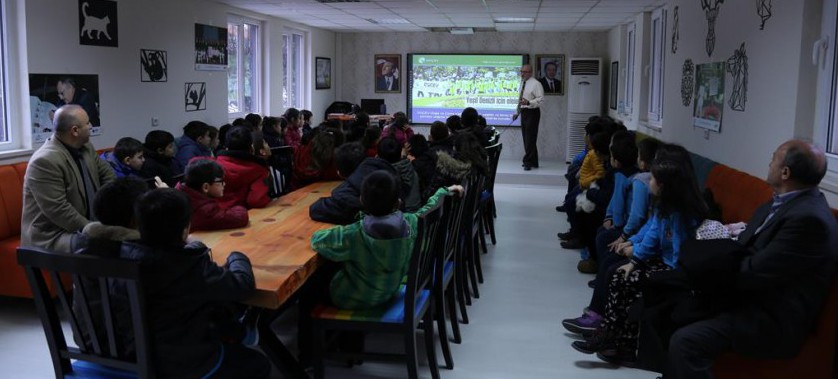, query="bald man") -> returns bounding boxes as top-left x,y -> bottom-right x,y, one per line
514,64 -> 544,170
666,140 -> 838,379
22,105 -> 115,252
